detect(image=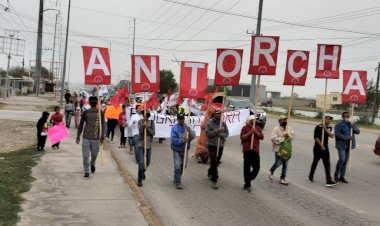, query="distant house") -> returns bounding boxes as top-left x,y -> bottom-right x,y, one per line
316,92 -> 342,110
